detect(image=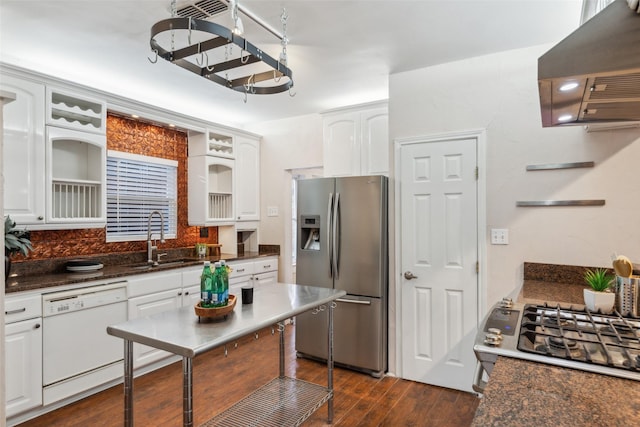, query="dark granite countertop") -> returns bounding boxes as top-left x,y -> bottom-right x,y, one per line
472,357 -> 640,427
5,250 -> 278,294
